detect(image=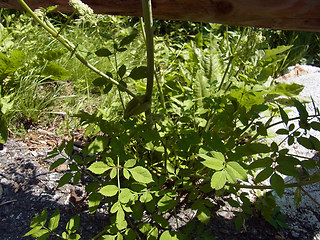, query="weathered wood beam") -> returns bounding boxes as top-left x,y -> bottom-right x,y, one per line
1,0 -> 320,32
